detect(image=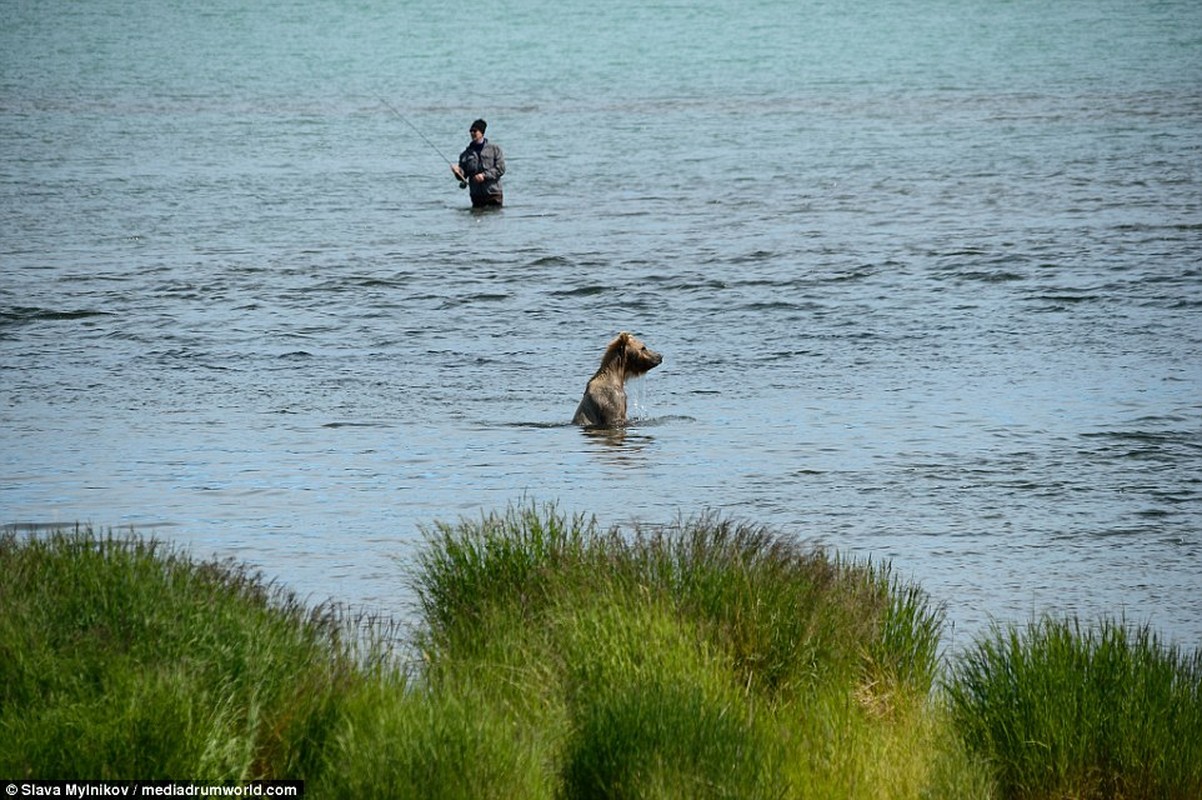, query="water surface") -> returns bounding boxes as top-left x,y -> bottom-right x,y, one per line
3,0 -> 1200,646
